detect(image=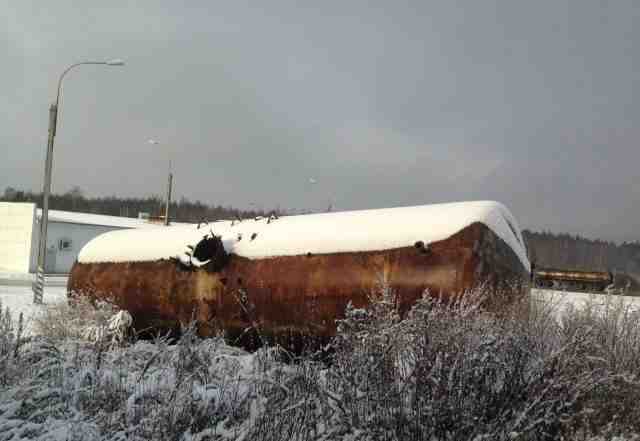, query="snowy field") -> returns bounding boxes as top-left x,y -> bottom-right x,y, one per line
0,283 -> 67,333
532,288 -> 640,318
